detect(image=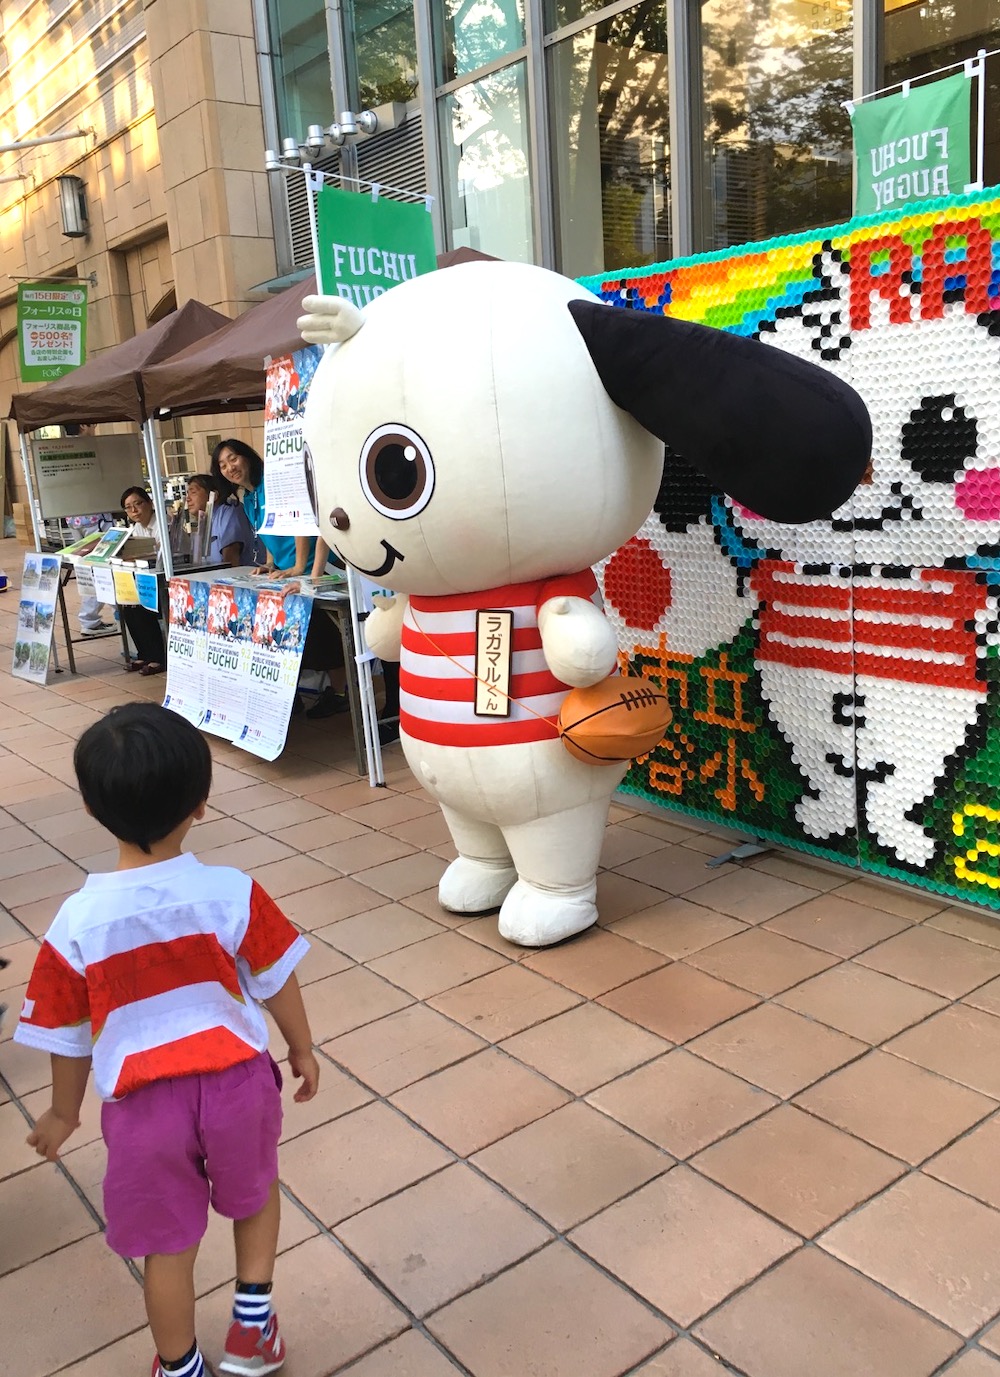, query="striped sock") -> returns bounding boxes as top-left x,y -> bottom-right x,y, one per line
233,1279 -> 273,1331
158,1342 -> 205,1376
